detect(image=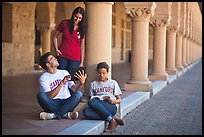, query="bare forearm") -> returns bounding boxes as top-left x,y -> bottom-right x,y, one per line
80,38 -> 85,65
47,81 -> 64,98
53,37 -> 58,50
